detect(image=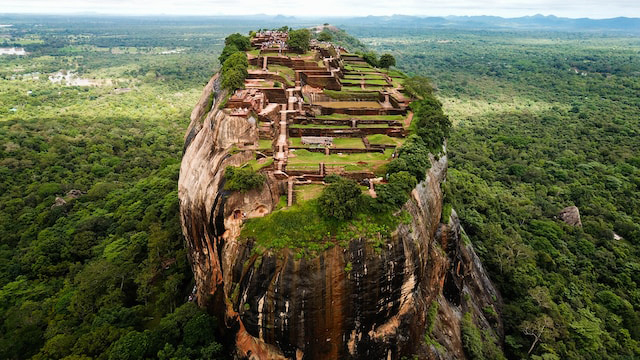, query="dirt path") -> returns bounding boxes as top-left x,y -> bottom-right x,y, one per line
404,112 -> 413,128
